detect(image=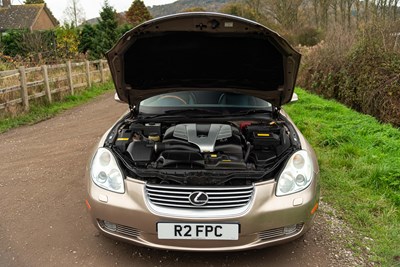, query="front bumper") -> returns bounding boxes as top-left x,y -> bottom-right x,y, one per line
86,175 -> 319,251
